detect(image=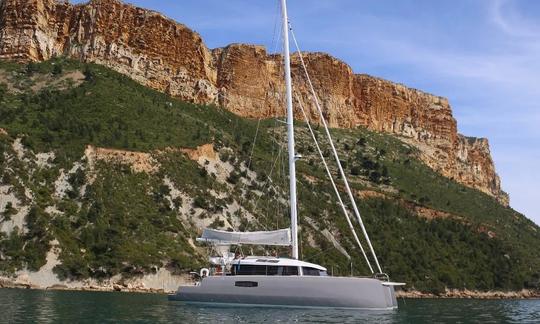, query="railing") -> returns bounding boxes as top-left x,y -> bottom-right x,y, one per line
373,273 -> 390,282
